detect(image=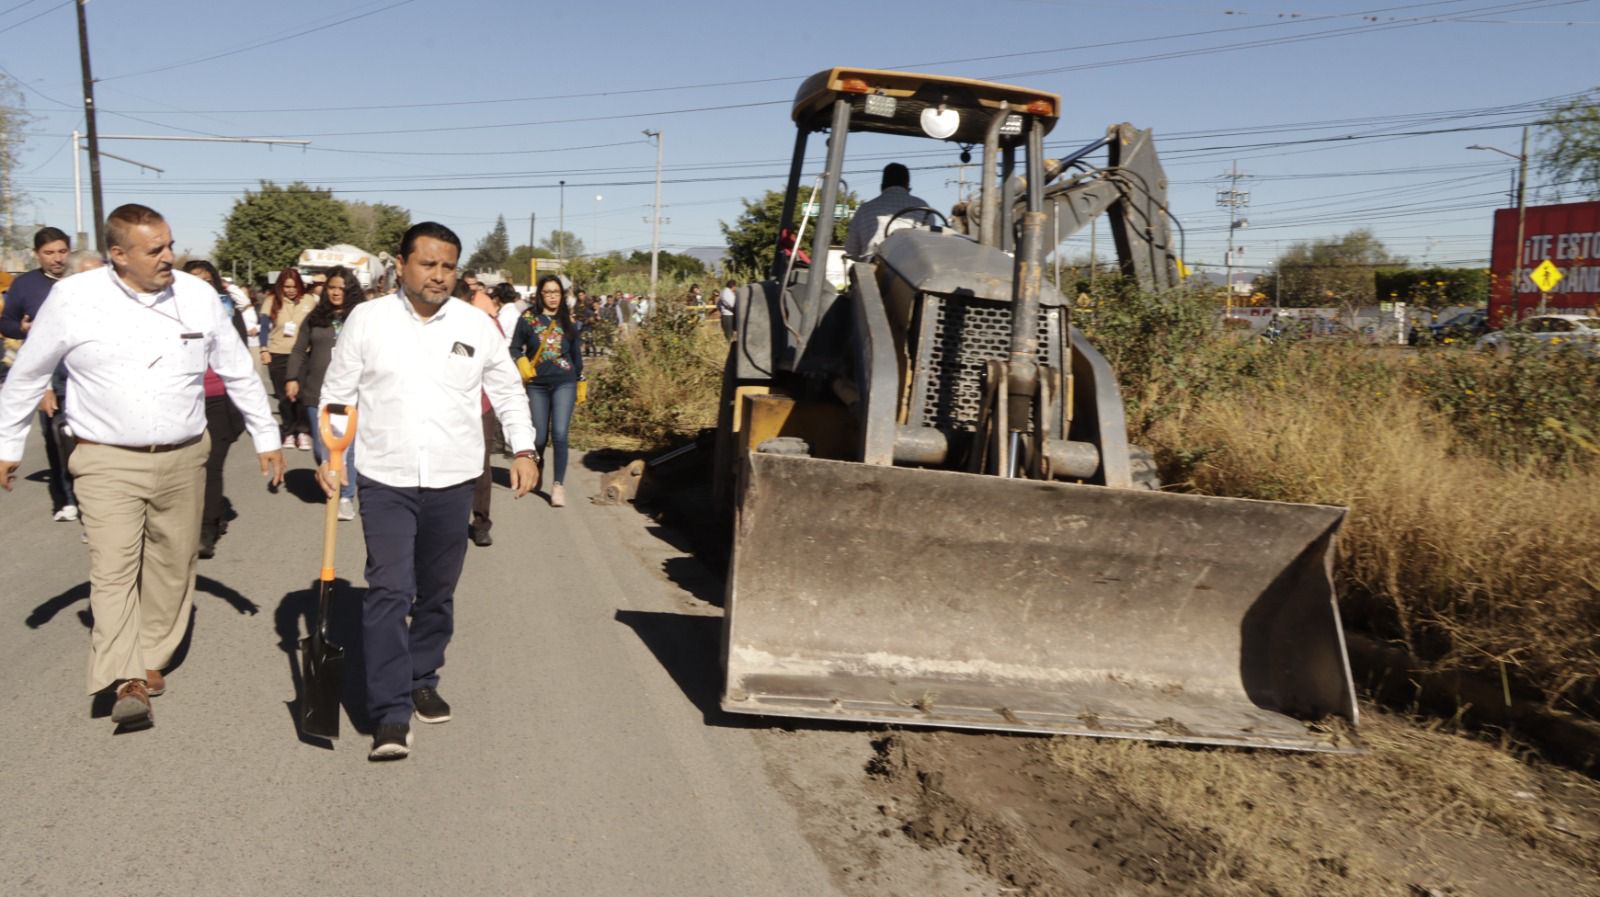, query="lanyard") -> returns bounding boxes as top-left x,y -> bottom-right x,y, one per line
108,268 -> 191,333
